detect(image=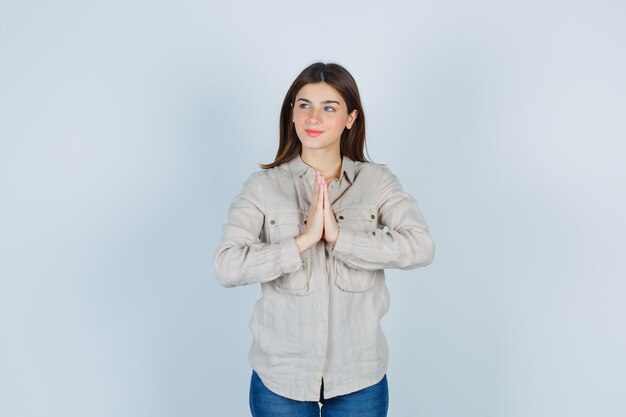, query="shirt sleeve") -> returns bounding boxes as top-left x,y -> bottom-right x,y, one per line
330,165 -> 435,270
214,172 -> 305,288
